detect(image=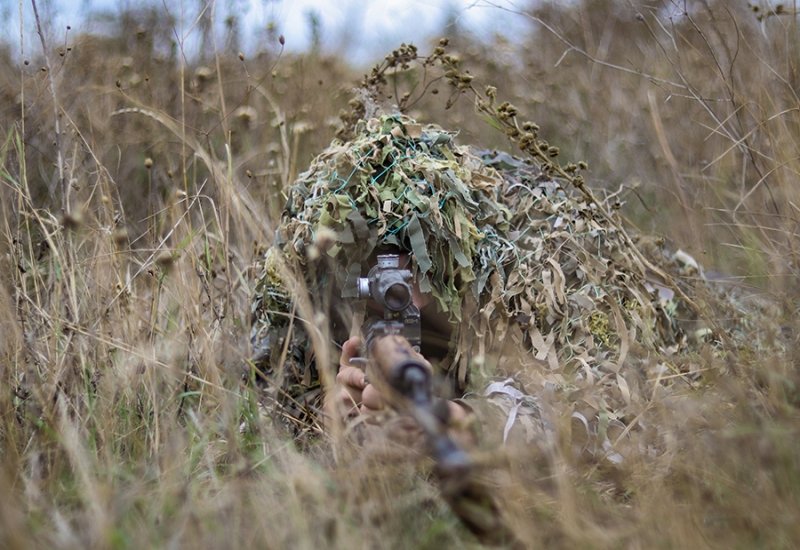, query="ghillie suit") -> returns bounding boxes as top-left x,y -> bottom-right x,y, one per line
248,110 -> 793,545
249,113 -> 720,450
